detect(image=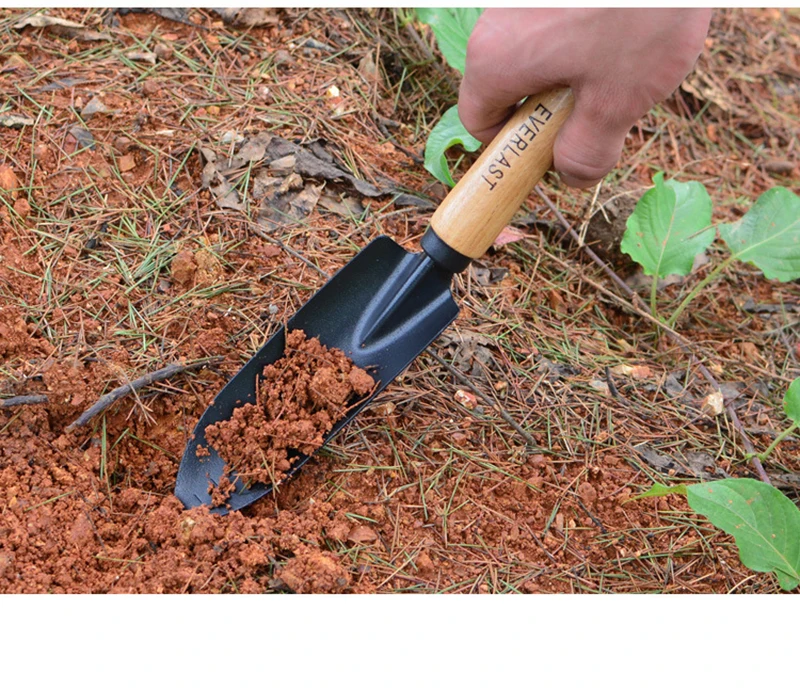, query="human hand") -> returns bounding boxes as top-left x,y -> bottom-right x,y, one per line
458,8 -> 712,188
